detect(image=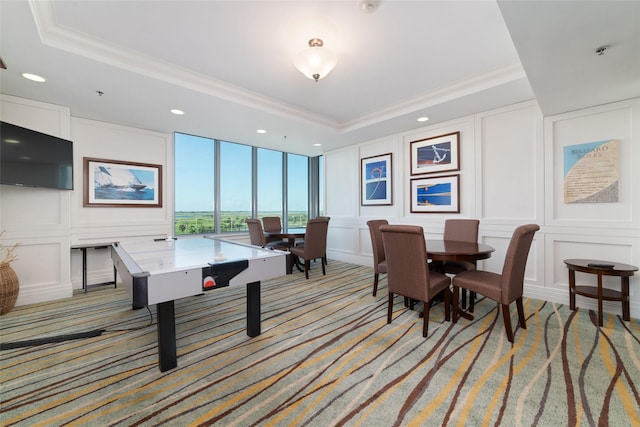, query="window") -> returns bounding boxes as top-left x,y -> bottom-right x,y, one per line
287,153 -> 308,228
219,141 -> 252,232
174,132 -> 321,236
257,148 -> 283,221
174,133 -> 215,235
